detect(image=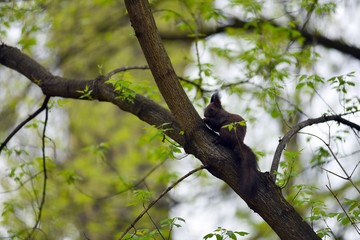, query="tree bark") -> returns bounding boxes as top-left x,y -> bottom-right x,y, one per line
124,1 -> 320,239
0,44 -> 186,146
0,2 -> 323,239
